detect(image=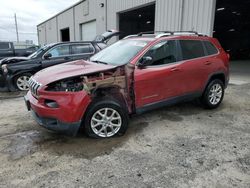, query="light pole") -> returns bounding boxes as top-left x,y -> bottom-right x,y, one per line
14,13 -> 19,42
